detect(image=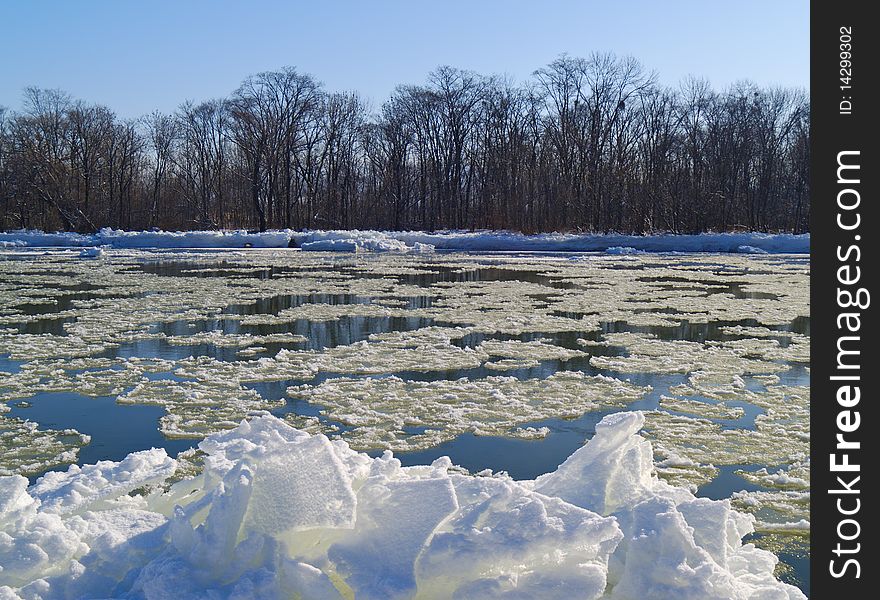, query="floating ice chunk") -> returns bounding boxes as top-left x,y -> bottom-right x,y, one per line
197,414 -> 312,476
589,332 -> 790,376
658,396 -> 745,420
609,496 -> 749,600
78,246 -> 105,258
417,474 -> 621,599
329,475 -> 458,599
508,425 -> 551,439
484,357 -> 542,370
298,232 -> 434,254
0,417 -> 90,476
29,449 -> 176,515
755,519 -> 810,532
736,466 -> 809,489
478,338 -> 589,363
118,378 -> 284,438
535,412 -> 670,515
644,387 -> 809,487
605,246 -> 642,255
0,475 -> 88,589
409,241 -> 435,254
236,302 -> 407,324
730,489 -> 810,526
165,331 -> 308,348
737,245 -> 769,254
301,239 -> 362,252
289,372 -> 650,451
243,434 -> 357,535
